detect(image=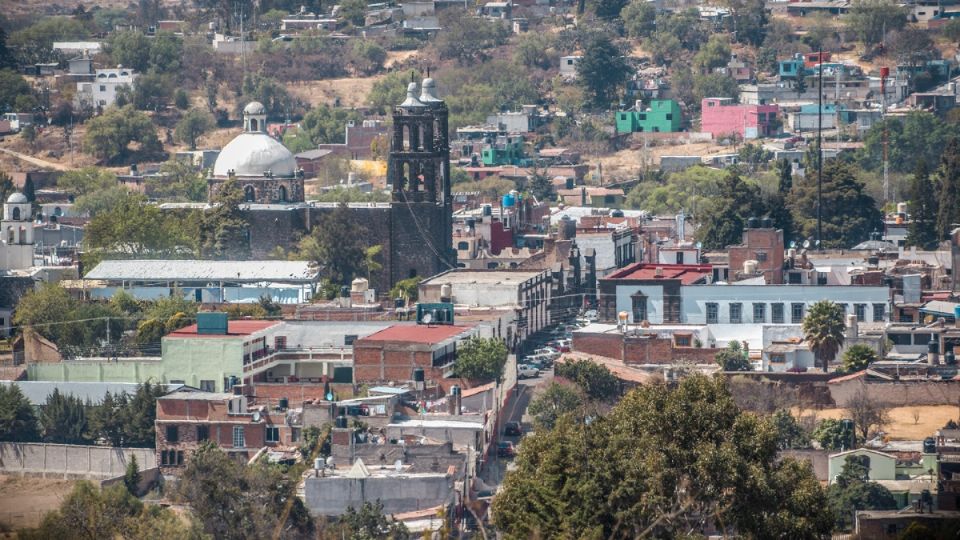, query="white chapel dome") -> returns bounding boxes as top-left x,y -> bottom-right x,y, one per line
244,101 -> 267,115
213,132 -> 297,178
6,192 -> 28,204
